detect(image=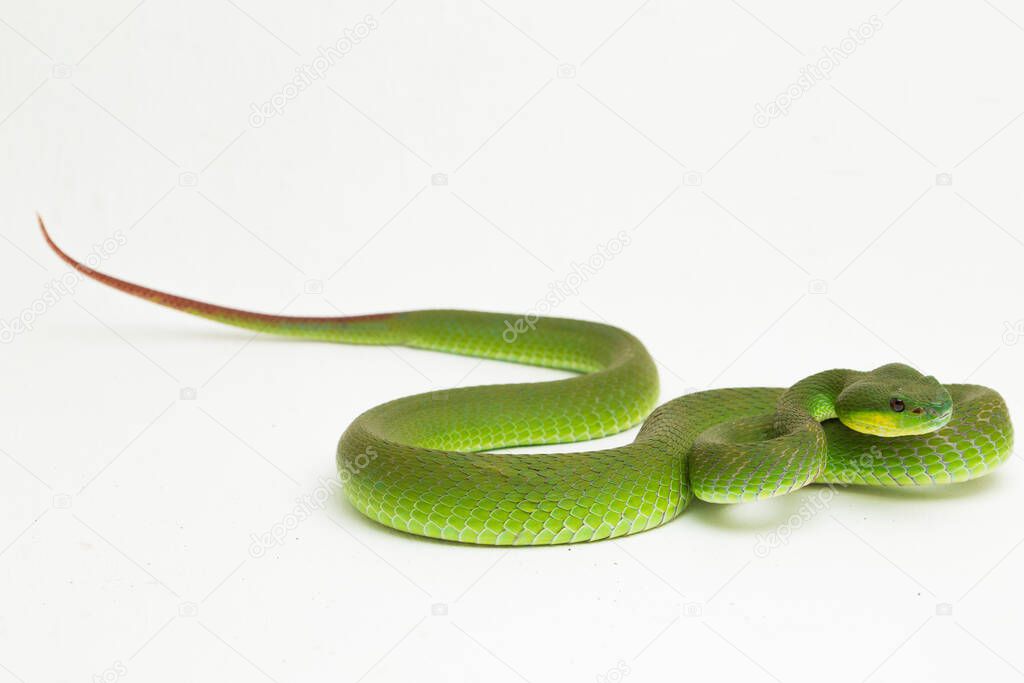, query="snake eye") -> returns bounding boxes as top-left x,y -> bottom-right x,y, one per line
890,398 -> 905,412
